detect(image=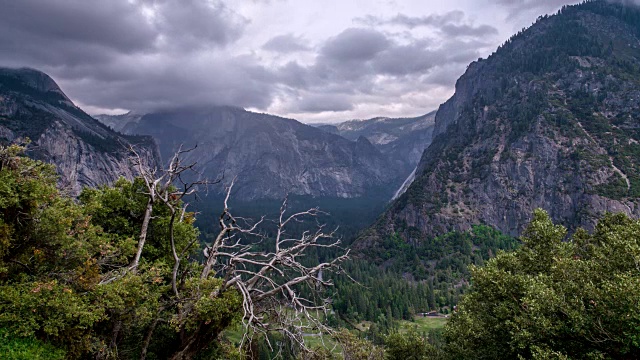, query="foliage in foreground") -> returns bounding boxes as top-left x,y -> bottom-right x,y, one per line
443,209 -> 640,359
0,329 -> 66,360
0,144 -> 345,359
0,144 -> 218,359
